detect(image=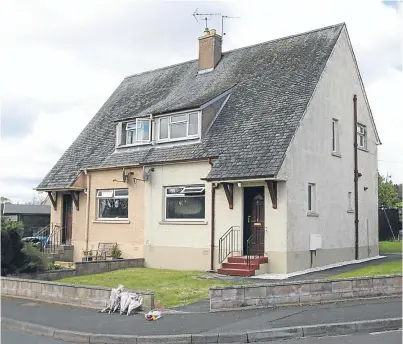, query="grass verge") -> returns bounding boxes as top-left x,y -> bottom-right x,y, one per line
379,241 -> 402,254
327,260 -> 402,279
58,268 -> 248,308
